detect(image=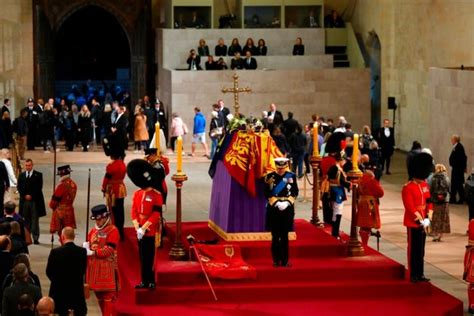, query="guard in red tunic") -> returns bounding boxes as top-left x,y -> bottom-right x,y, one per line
402,152 -> 434,283
357,169 -> 384,246
83,204 -> 120,316
464,220 -> 474,313
49,165 -> 77,241
102,153 -> 127,240
127,159 -> 164,289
